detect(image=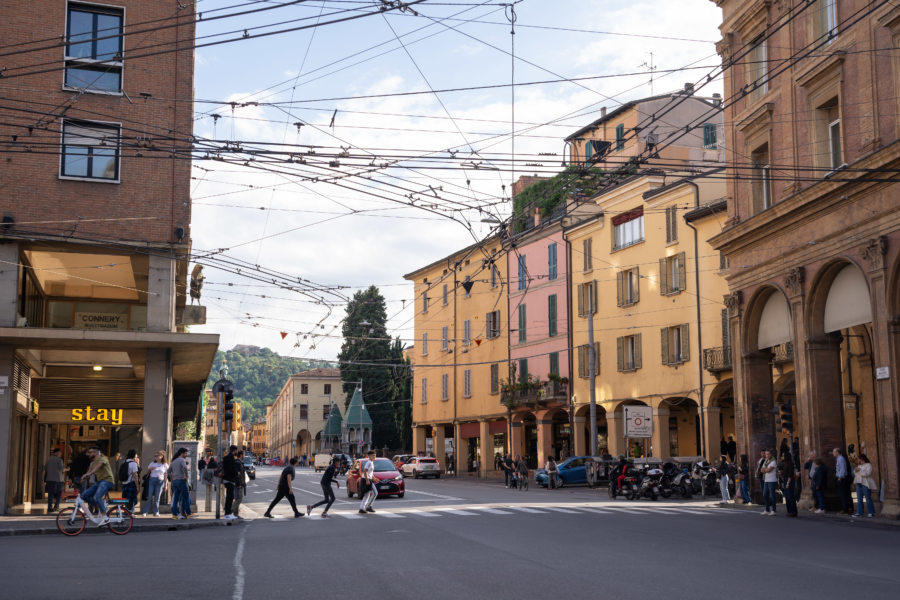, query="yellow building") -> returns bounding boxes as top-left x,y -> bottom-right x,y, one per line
405,236 -> 509,476
268,368 -> 341,460
250,419 -> 268,457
